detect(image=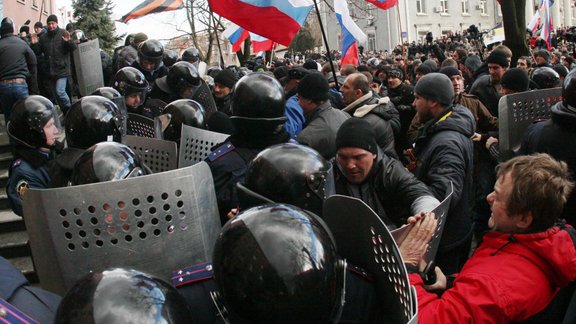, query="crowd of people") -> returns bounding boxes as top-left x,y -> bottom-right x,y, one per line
0,12 -> 576,323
